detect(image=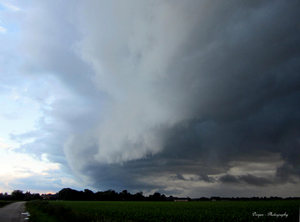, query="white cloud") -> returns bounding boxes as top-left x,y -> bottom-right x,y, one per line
0,142 -> 10,149
0,137 -> 11,149
71,1 -> 201,165
0,25 -> 7,33
0,2 -> 20,11
0,149 -> 59,175
0,148 -> 75,193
